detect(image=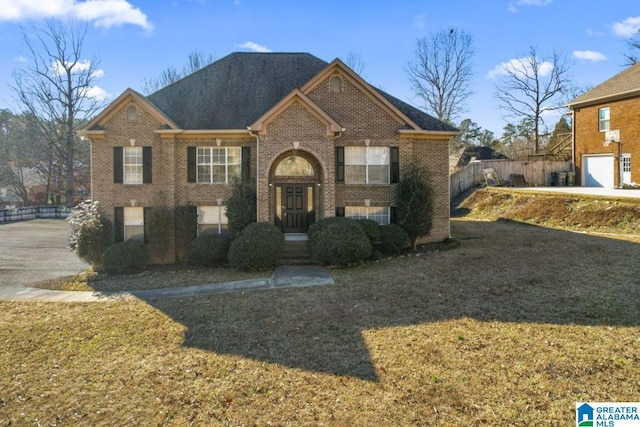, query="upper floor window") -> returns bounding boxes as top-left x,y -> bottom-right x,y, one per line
345,146 -> 389,184
124,147 -> 143,184
197,147 -> 241,184
599,107 -> 610,132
